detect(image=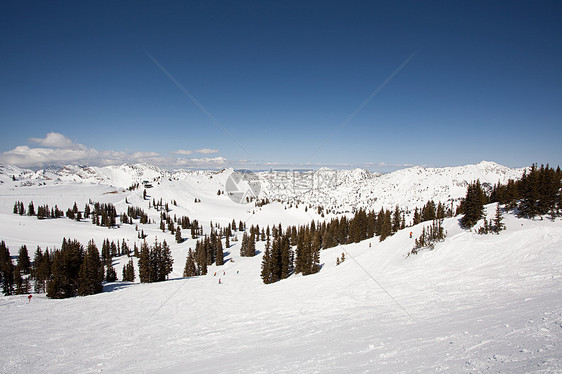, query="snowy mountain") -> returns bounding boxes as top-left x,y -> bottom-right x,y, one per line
0,160 -> 560,373
0,161 -> 525,213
